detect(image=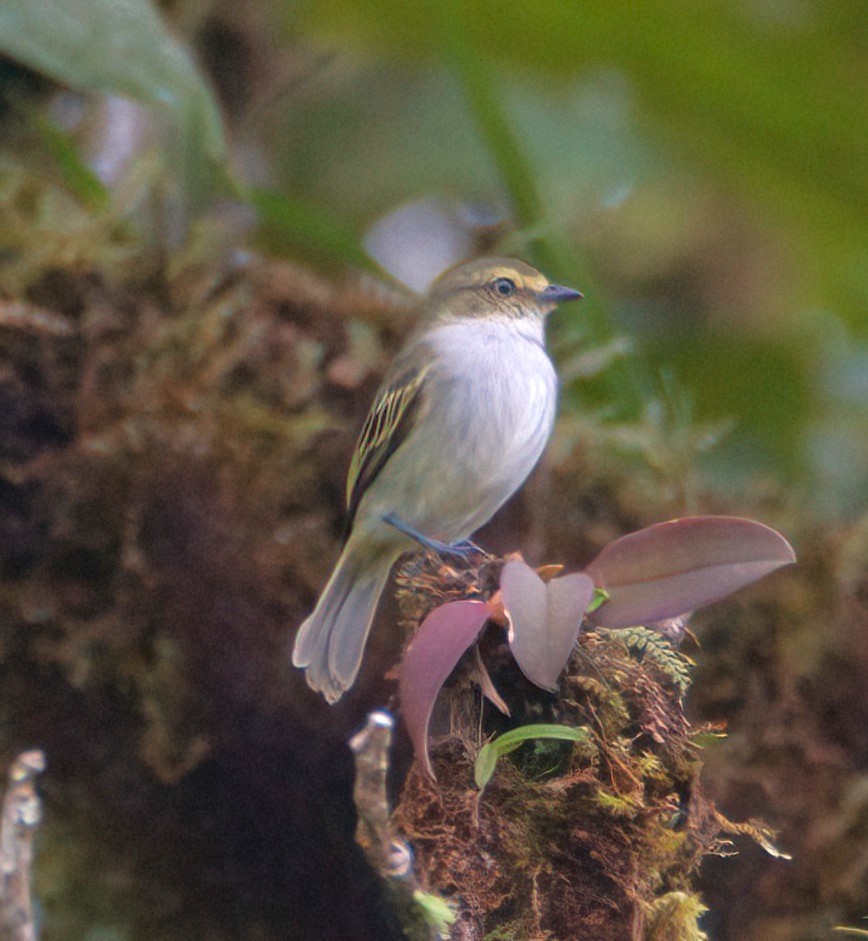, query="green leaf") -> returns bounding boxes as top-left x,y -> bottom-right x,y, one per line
436,0 -> 541,237
246,185 -> 376,272
32,114 -> 110,210
0,0 -> 225,207
473,744 -> 499,792
586,588 -> 610,615
474,723 -> 590,790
